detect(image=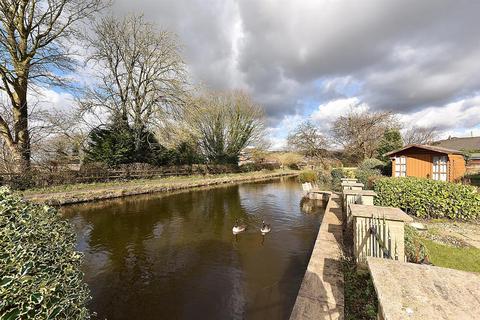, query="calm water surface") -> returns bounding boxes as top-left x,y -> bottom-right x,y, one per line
63,177 -> 324,320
